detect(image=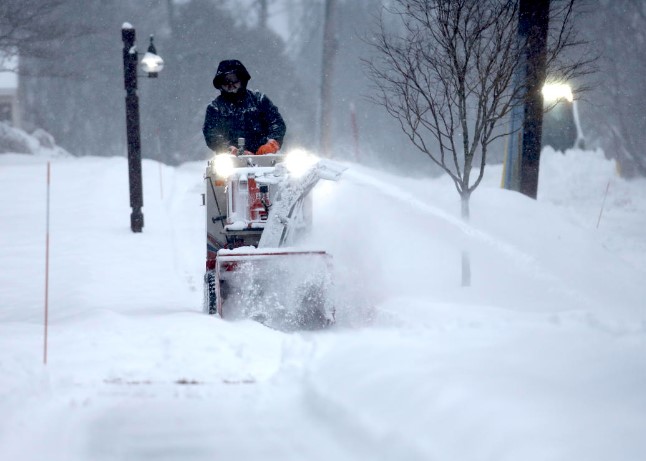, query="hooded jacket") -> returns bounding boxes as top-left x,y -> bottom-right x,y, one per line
212,60 -> 251,90
203,60 -> 286,153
